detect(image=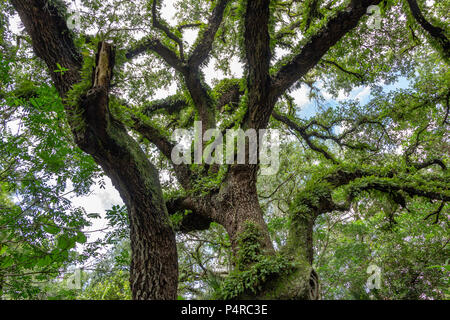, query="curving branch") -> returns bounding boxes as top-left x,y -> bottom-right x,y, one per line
130,116 -> 192,188
270,0 -> 382,100
413,159 -> 447,171
174,0 -> 231,134
152,0 -> 185,61
177,23 -> 203,33
128,1 -> 230,135
125,38 -> 186,73
348,178 -> 450,202
165,196 -> 213,232
405,0 -> 450,60
272,111 -> 339,164
321,59 -> 364,82
142,96 -> 188,115
188,0 -> 231,69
